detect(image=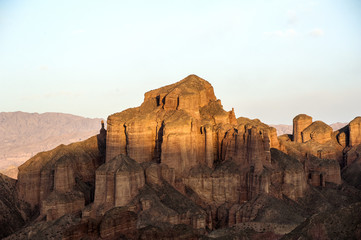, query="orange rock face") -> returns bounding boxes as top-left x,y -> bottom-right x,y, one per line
280,115 -> 343,186
105,75 -> 237,179
301,121 -> 333,144
292,114 -> 312,143
104,75 -> 279,204
349,117 -> 361,147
